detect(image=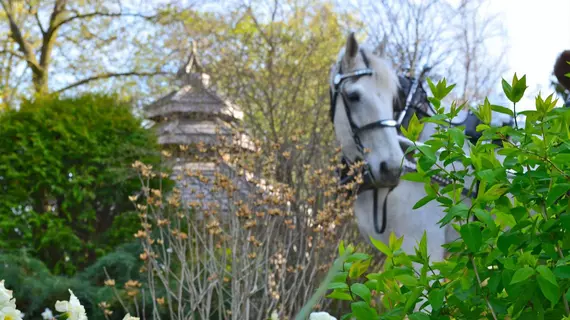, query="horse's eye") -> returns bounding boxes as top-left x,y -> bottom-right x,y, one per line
347,91 -> 360,103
